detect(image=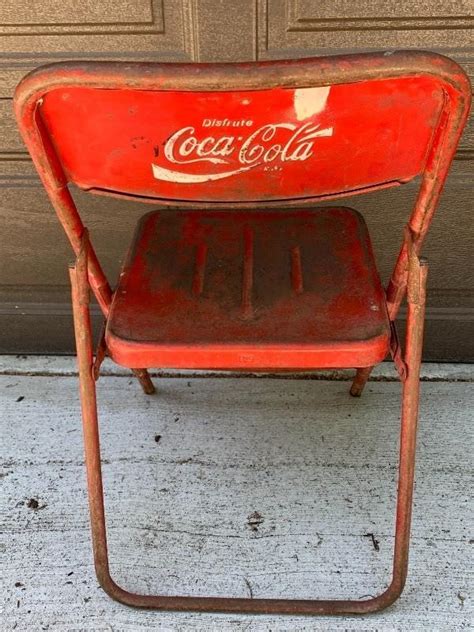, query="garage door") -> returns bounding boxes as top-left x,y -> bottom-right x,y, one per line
0,1 -> 472,359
